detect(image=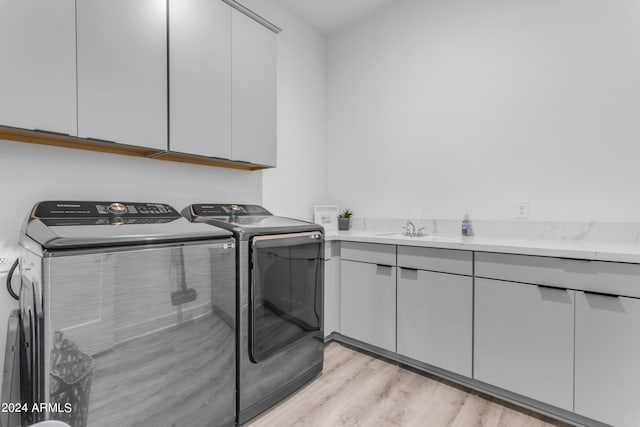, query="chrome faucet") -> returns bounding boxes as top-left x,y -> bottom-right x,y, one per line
402,221 -> 425,237
404,221 -> 416,236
